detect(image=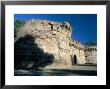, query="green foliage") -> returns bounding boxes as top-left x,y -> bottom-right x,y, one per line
84,40 -> 97,46
14,20 -> 25,37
